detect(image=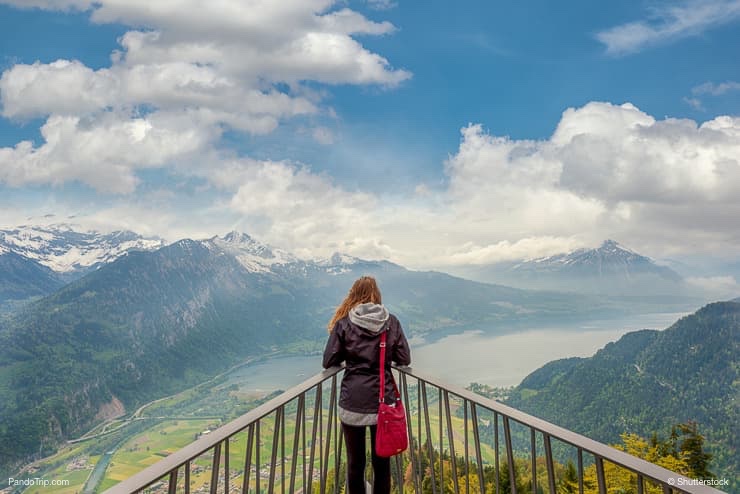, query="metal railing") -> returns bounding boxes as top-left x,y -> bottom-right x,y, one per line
104,366 -> 727,494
